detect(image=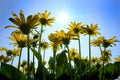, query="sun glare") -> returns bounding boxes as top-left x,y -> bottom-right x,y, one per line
58,12 -> 69,23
